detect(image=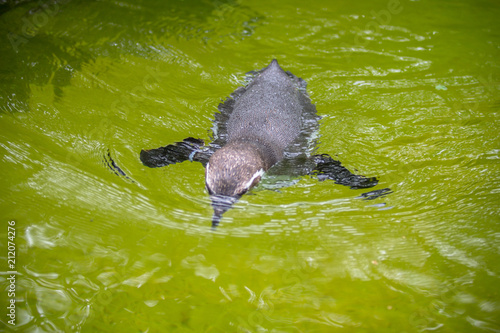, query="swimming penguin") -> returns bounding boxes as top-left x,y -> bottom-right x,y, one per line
140,60 -> 389,227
